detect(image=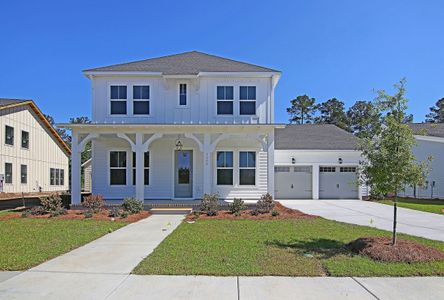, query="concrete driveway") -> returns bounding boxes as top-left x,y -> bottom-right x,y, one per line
279,200 -> 444,241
